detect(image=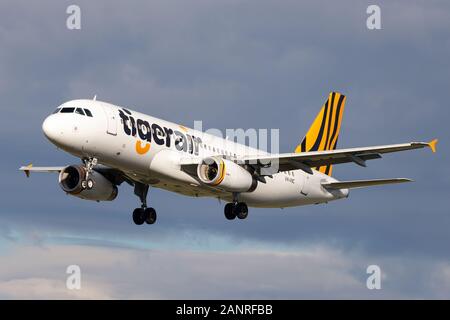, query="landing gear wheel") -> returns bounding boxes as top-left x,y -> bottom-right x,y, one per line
224,203 -> 236,220
86,179 -> 94,190
234,202 -> 248,219
144,207 -> 157,224
81,180 -> 88,189
132,208 -> 145,225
